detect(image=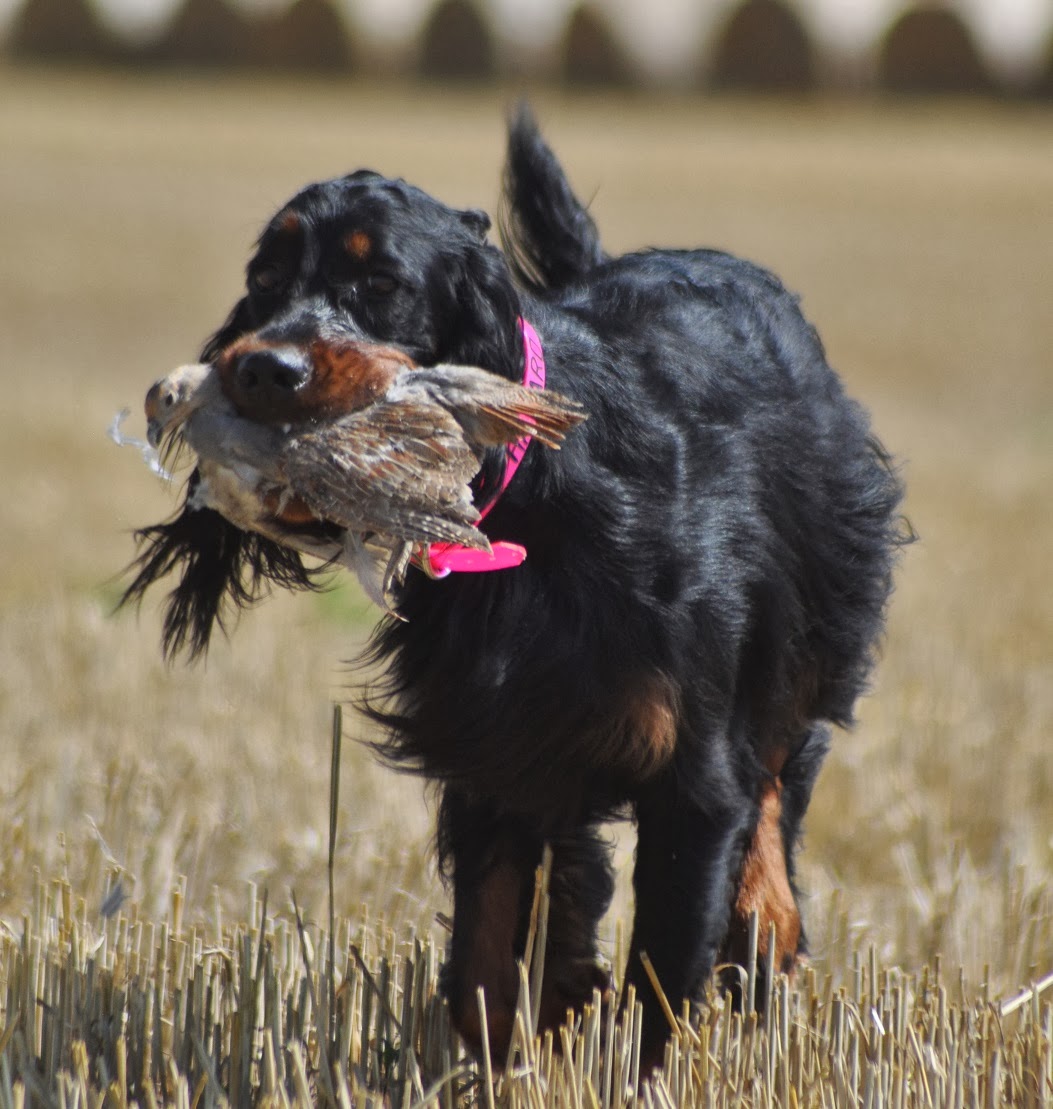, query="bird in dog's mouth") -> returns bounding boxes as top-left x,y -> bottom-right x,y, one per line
126,336 -> 585,609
